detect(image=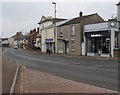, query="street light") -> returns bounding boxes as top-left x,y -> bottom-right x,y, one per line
52,2 -> 57,53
